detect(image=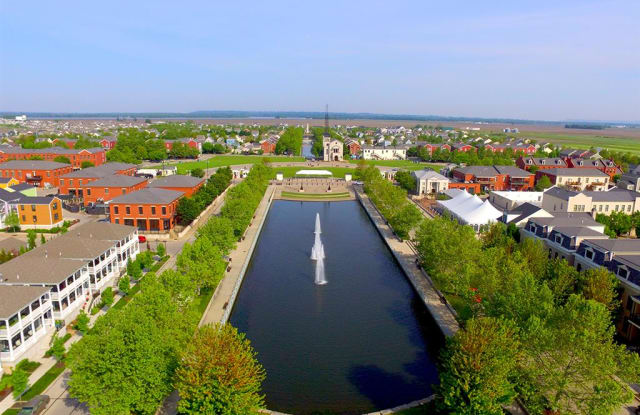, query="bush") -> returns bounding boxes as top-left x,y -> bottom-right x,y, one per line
75,311 -> 90,333
50,334 -> 67,361
101,287 -> 114,307
191,168 -> 205,178
81,161 -> 95,169
9,368 -> 29,399
118,275 -> 130,295
156,242 -> 166,257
